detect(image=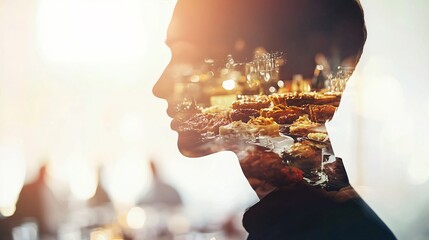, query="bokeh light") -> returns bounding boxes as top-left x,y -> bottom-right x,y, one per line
66,156 -> 98,201
0,146 -> 26,211
0,205 -> 16,218
222,79 -> 236,91
126,206 -> 146,229
103,152 -> 152,208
